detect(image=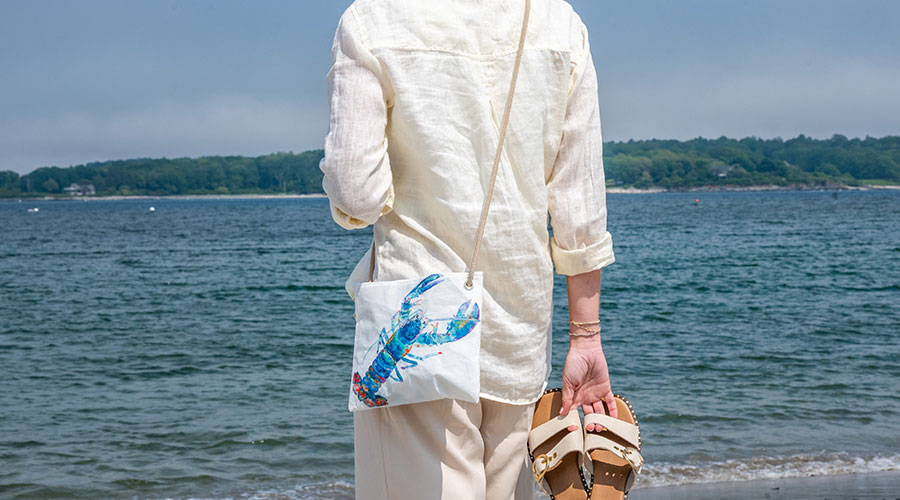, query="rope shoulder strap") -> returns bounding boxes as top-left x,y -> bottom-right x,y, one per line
465,0 -> 531,289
